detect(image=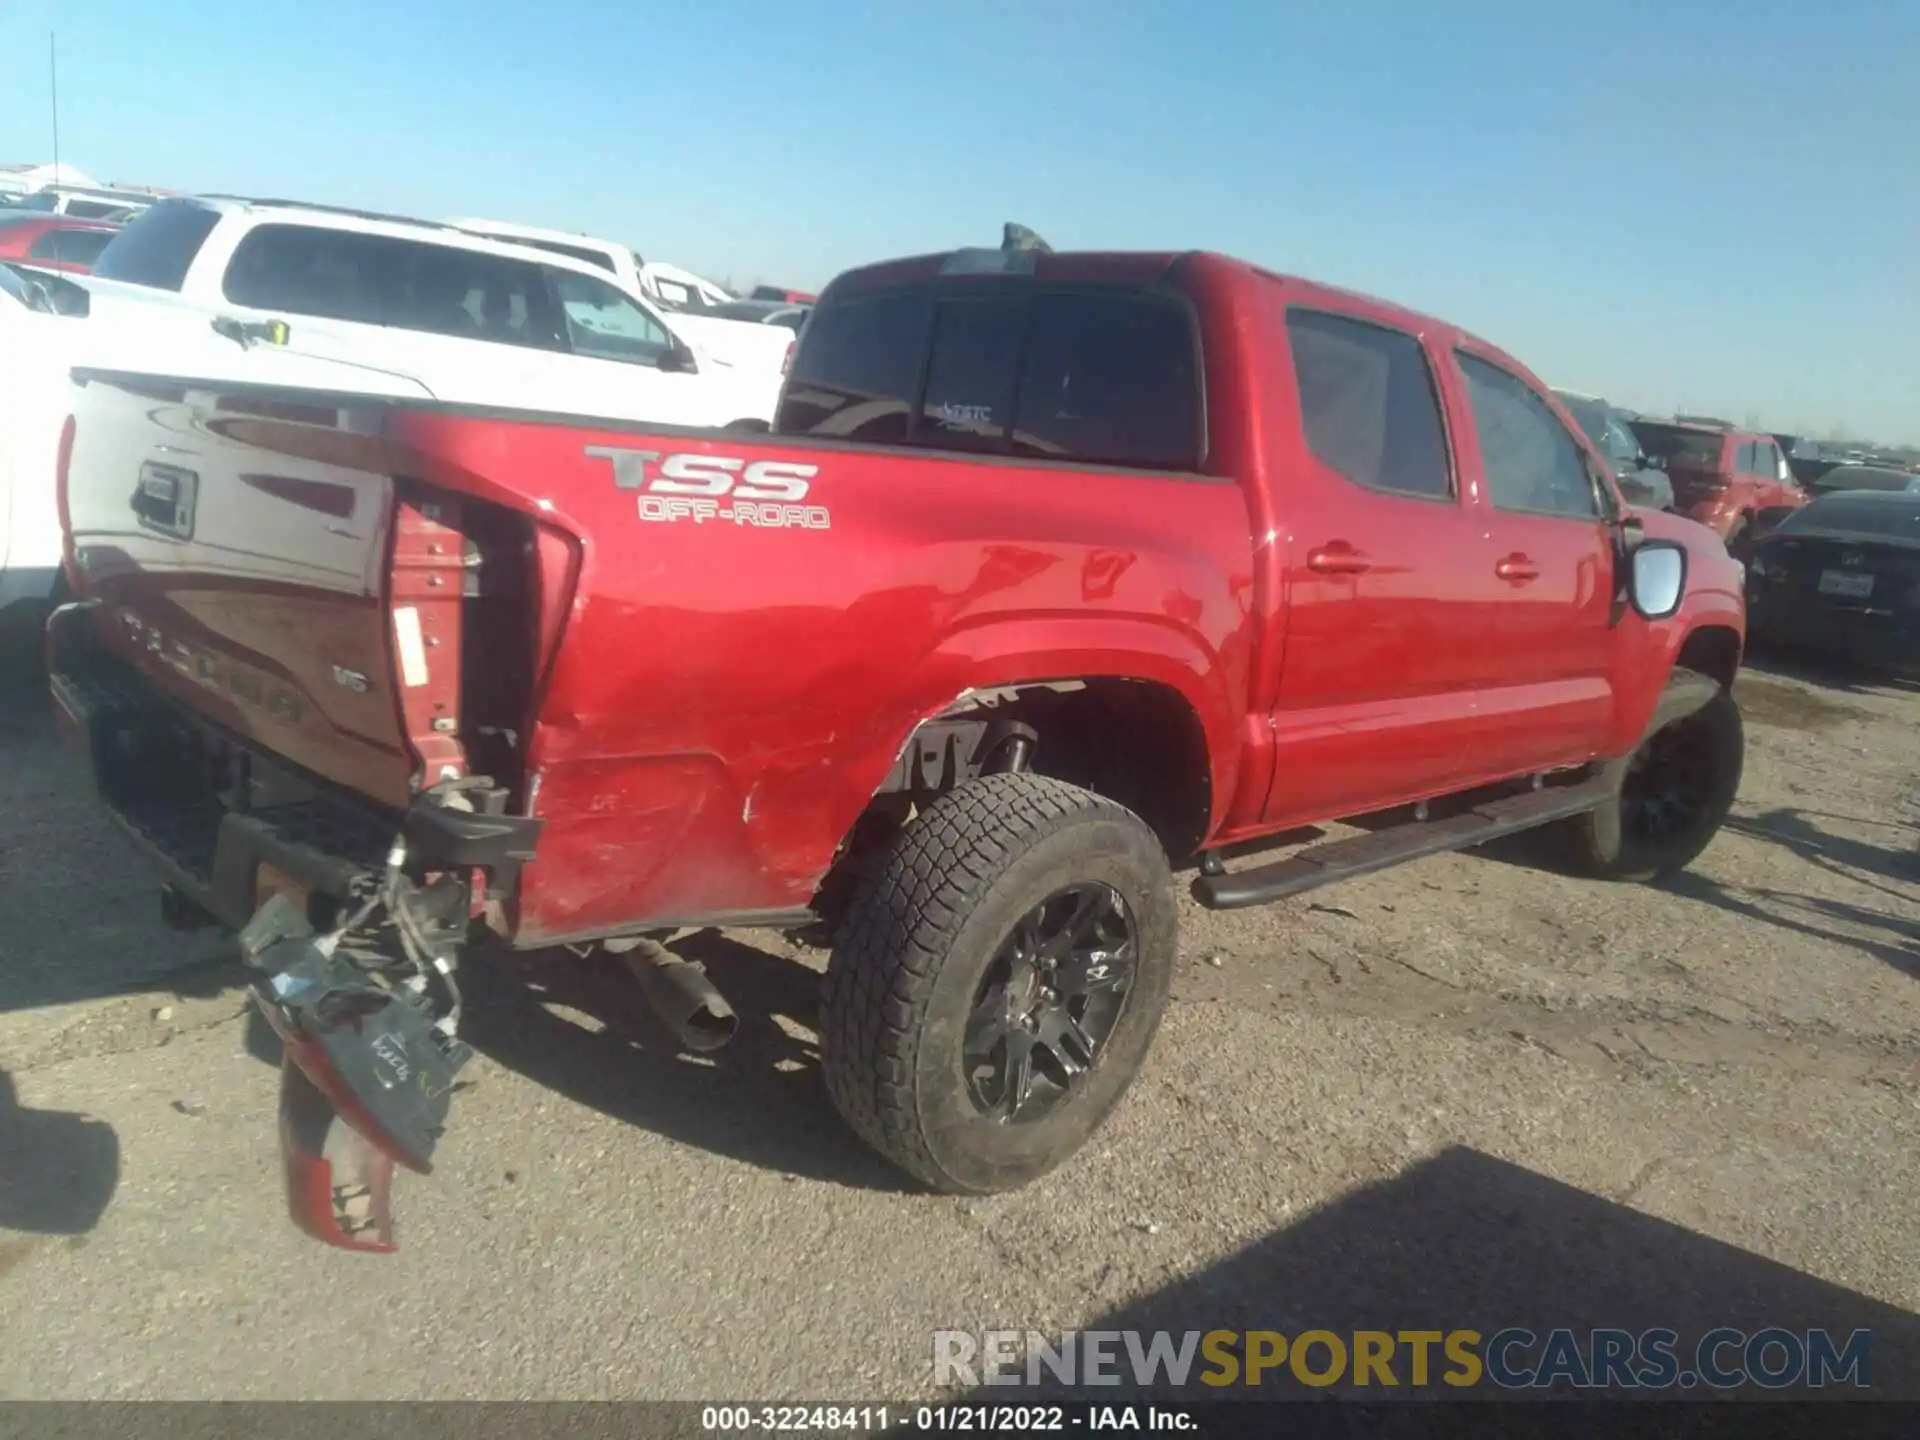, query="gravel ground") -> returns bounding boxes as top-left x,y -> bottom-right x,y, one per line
1,632 -> 1916,1402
